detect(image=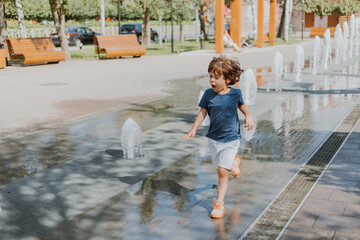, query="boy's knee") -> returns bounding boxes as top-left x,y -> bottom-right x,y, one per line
217,167 -> 229,178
